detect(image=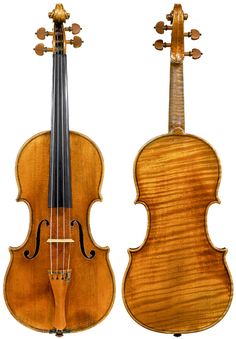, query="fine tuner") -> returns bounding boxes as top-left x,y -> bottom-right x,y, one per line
34,6 -> 83,56
154,11 -> 202,60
